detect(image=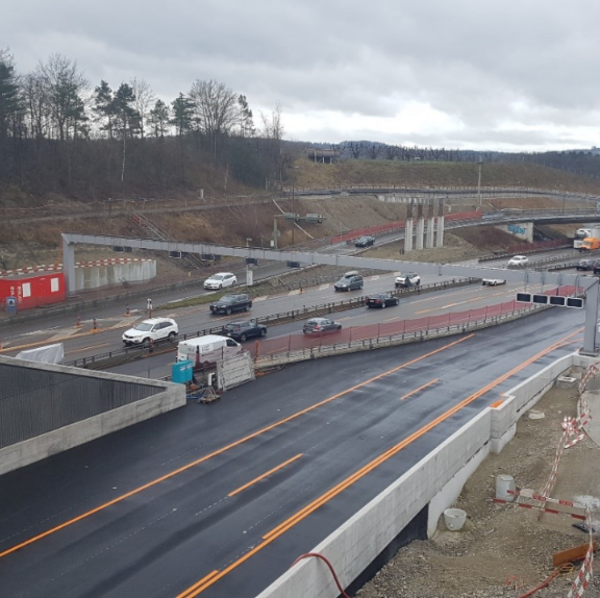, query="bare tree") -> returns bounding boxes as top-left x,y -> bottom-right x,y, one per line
38,54 -> 87,140
189,79 -> 239,158
130,77 -> 155,139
